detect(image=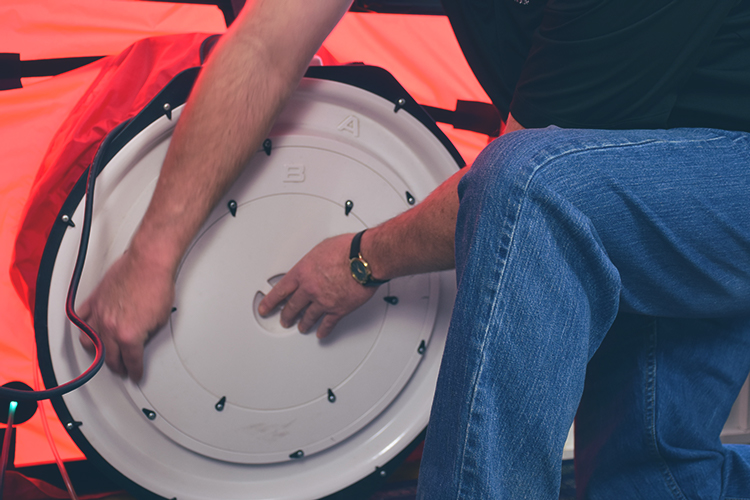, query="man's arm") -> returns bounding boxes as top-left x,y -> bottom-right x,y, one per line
258,165 -> 465,338
80,0 -> 353,381
258,114 -> 526,338
504,113 -> 525,134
